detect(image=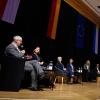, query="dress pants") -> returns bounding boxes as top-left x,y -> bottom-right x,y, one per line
24,60 -> 44,89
